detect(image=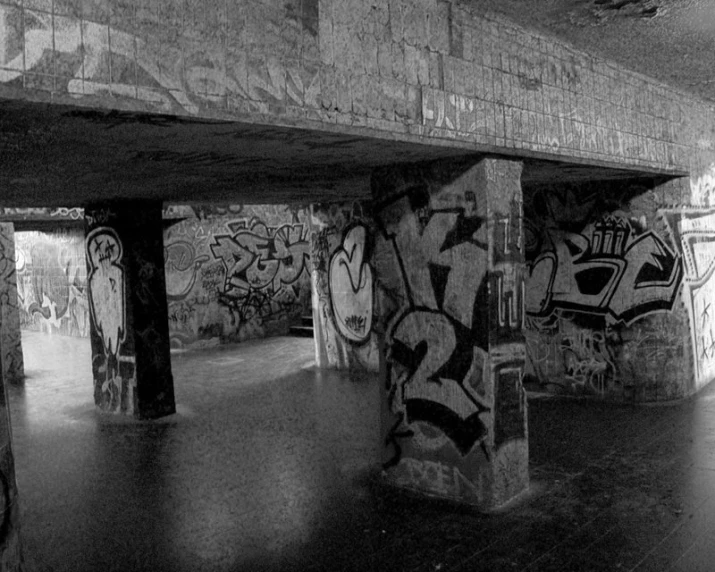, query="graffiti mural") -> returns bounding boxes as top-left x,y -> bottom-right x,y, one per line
210,219 -> 310,294
164,206 -> 313,348
84,221 -> 137,414
309,202 -> 379,371
15,228 -> 90,338
328,224 -> 374,344
0,5 -> 320,116
375,179 -> 492,465
526,216 -> 682,325
86,227 -> 126,372
524,184 -> 686,399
